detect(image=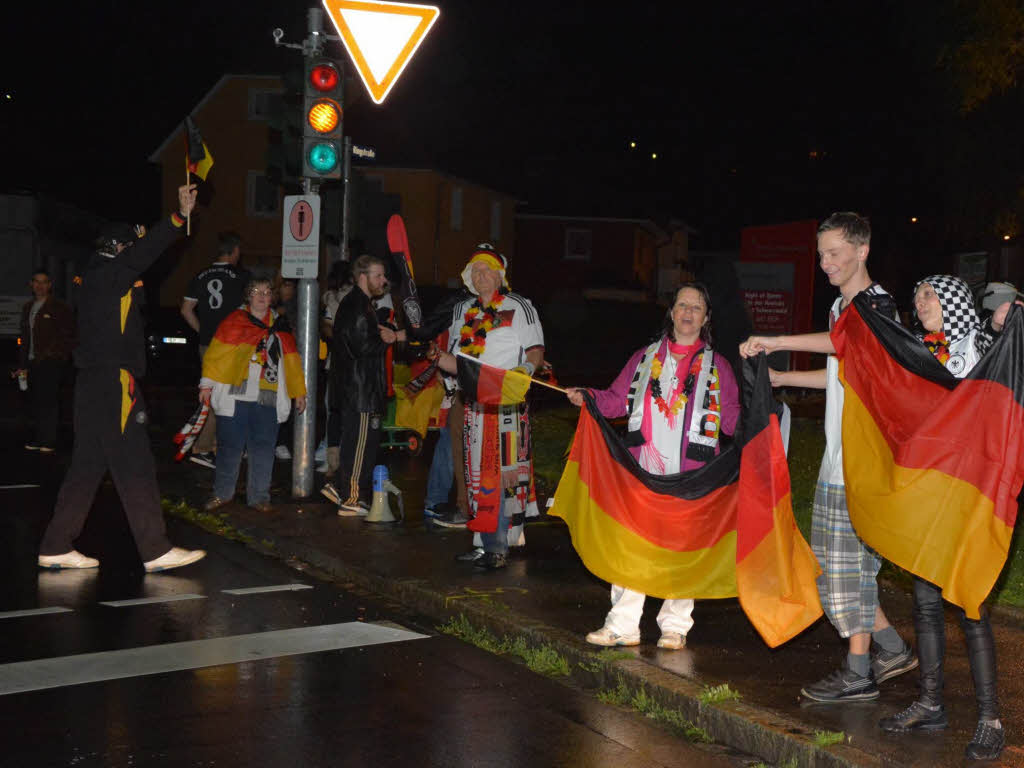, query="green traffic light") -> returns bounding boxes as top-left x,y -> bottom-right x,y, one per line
308,142 -> 339,174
